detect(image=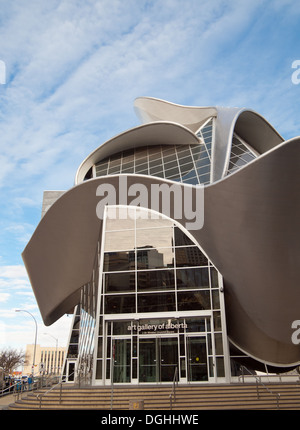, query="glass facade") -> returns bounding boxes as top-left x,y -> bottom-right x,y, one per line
62,248 -> 99,383
94,119 -> 213,186
226,134 -> 257,175
93,206 -> 228,384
